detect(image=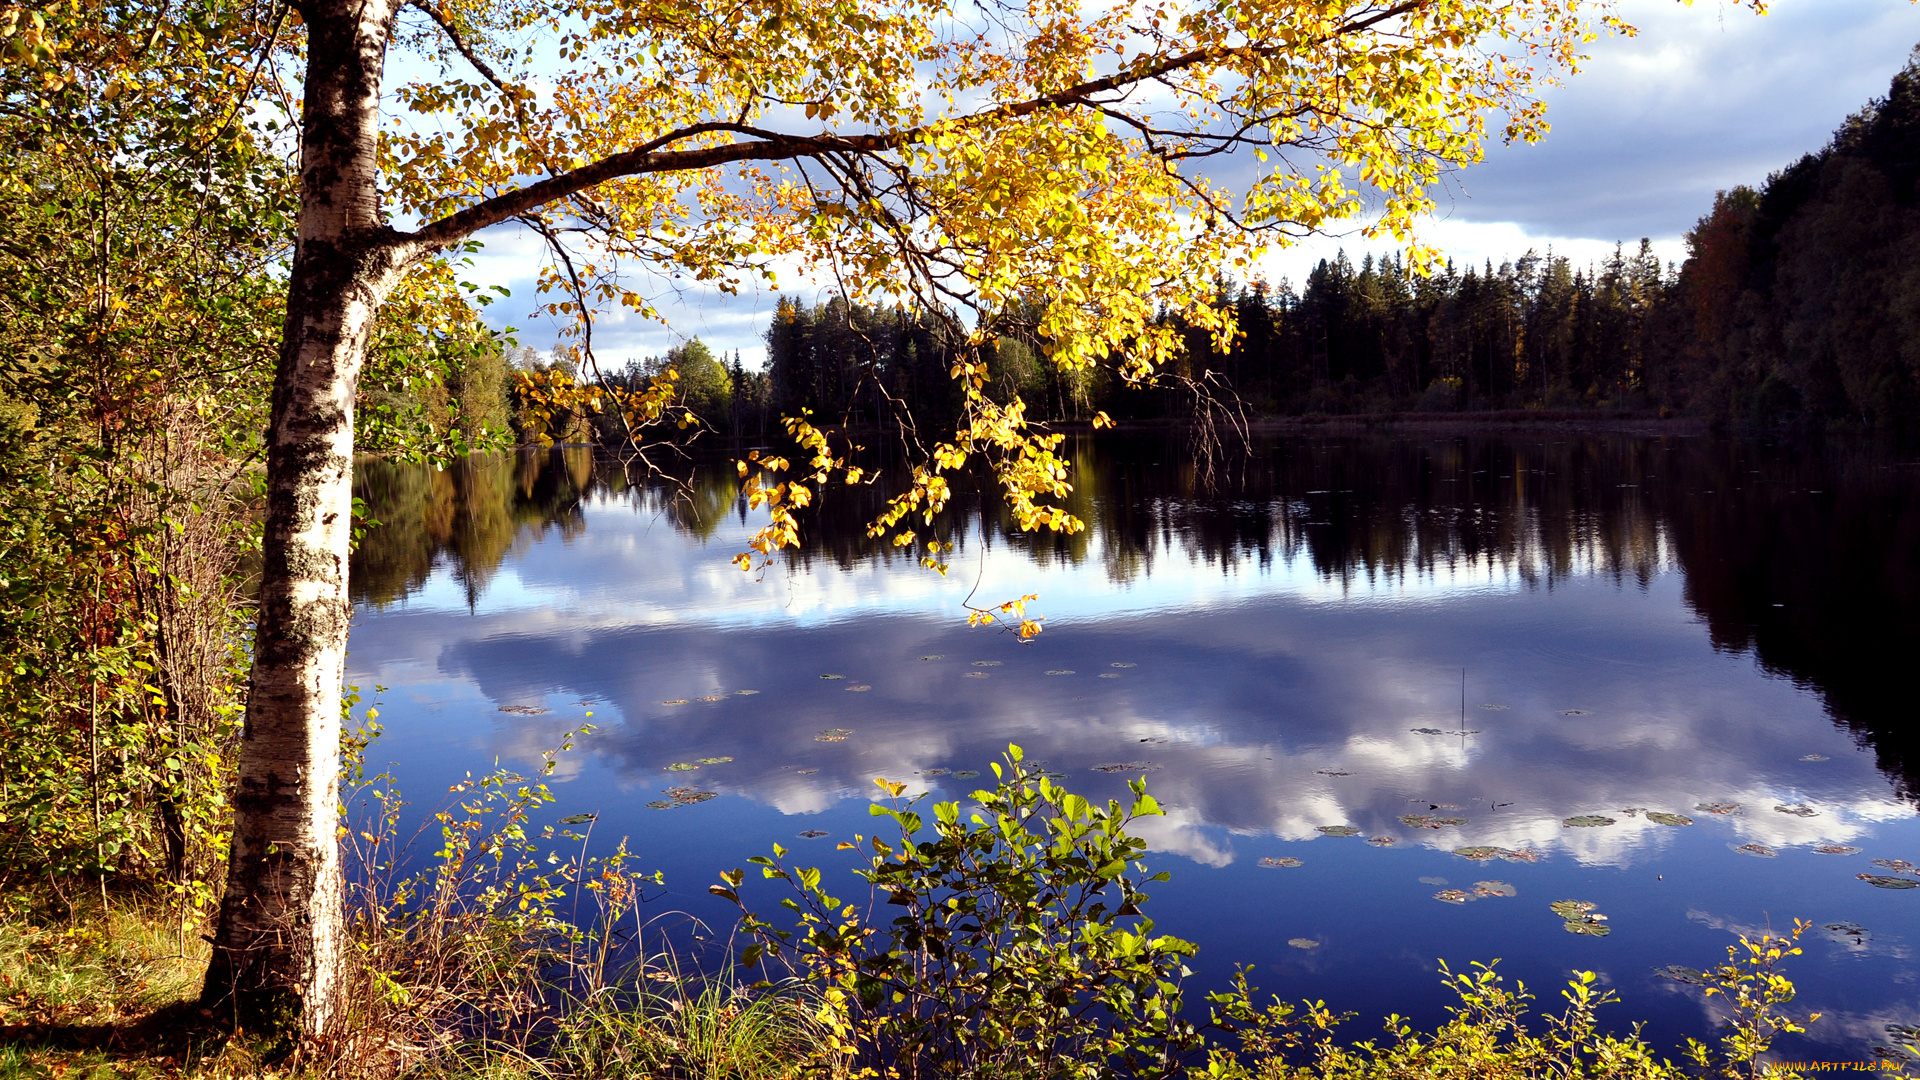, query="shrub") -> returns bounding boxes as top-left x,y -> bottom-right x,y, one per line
719,745 -> 1200,1080
1201,923 -> 1823,1080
